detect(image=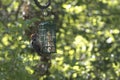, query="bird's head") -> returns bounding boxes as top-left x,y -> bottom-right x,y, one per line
31,33 -> 39,41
